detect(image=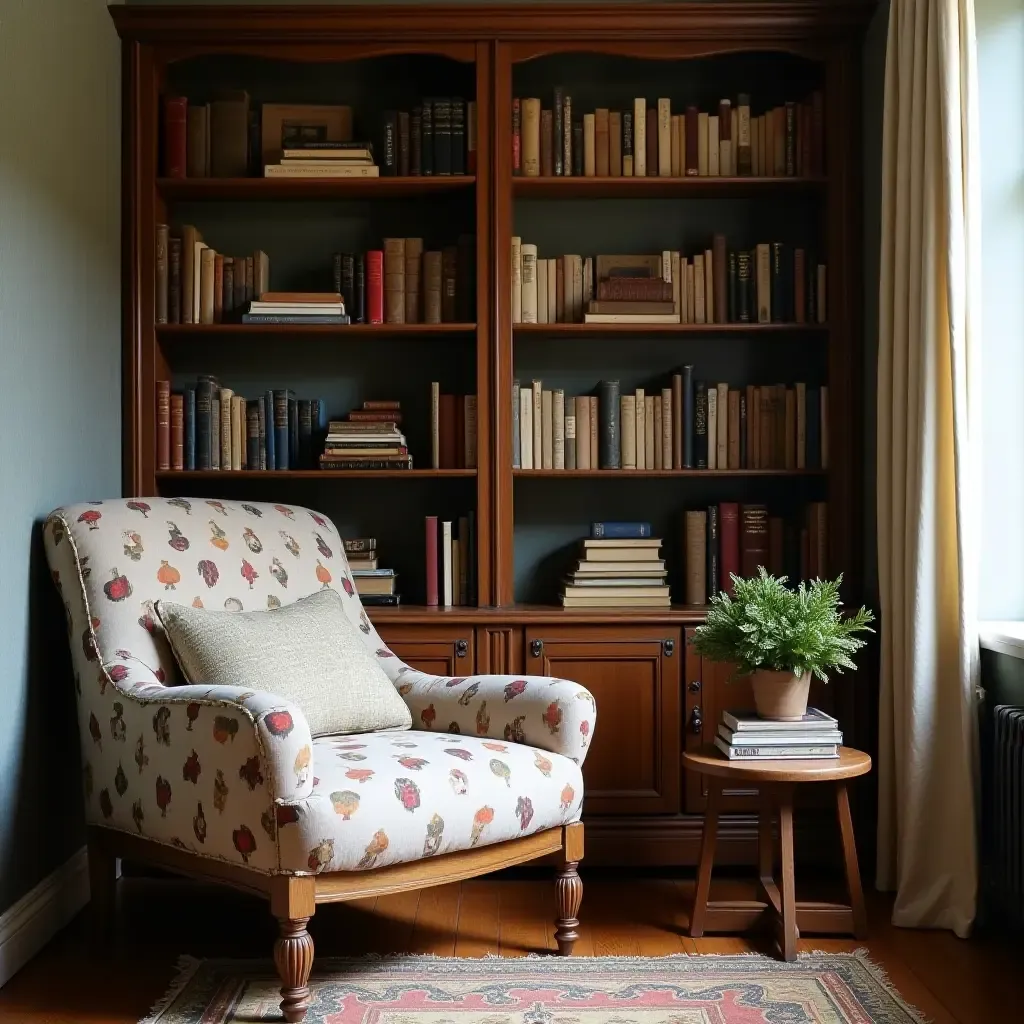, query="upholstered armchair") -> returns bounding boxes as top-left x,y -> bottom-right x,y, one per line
44,497 -> 595,1023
